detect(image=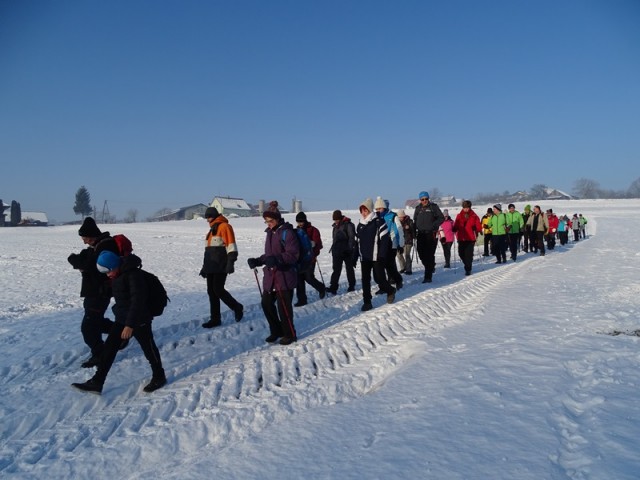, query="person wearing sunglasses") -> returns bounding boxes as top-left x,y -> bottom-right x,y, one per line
412,191 -> 444,283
